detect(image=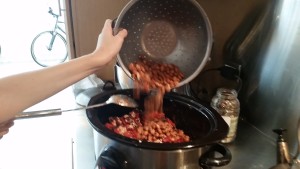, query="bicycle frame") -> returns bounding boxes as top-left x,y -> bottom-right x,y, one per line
48,8 -> 66,50
54,20 -> 65,35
